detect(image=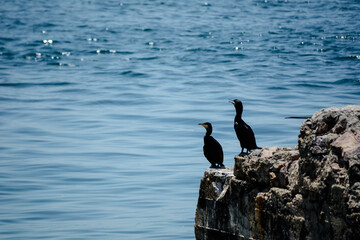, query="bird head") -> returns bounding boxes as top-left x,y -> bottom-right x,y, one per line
229,99 -> 242,105
198,122 -> 213,135
198,122 -> 211,129
229,99 -> 243,115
